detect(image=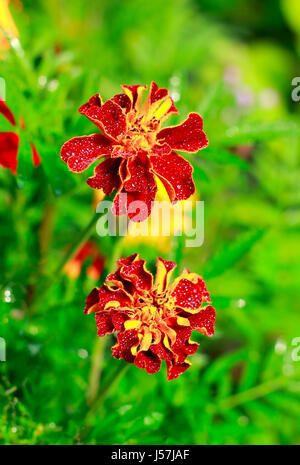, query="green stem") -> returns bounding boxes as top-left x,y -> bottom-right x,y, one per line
53,210 -> 98,278
86,337 -> 106,406
78,363 -> 130,443
85,234 -> 124,406
88,363 -> 130,419
29,194 -> 113,313
217,376 -> 288,411
53,191 -> 117,279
